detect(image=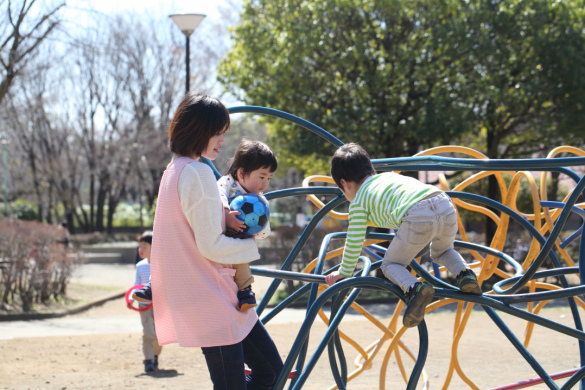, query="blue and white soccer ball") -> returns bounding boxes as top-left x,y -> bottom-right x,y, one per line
229,193 -> 270,236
